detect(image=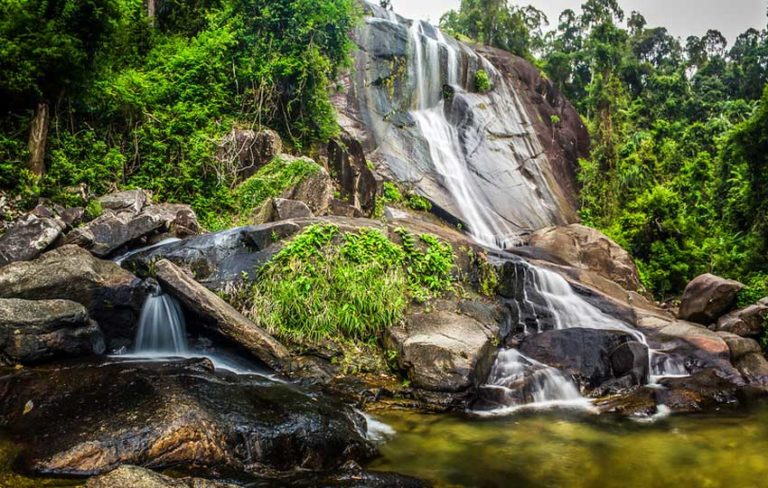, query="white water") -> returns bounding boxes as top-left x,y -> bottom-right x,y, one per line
113,237 -> 181,265
134,286 -> 188,354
